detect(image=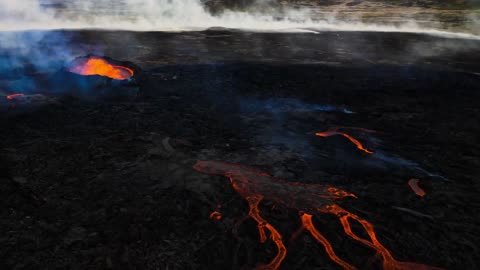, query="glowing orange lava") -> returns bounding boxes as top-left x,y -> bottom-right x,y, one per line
6,93 -> 25,100
209,211 -> 223,221
69,57 -> 134,80
408,179 -> 426,197
300,213 -> 355,270
316,127 -> 374,154
193,160 -> 443,270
